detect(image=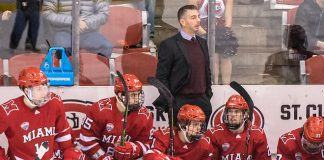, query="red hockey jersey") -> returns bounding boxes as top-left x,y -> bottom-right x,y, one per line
206,123 -> 271,160
277,128 -> 324,160
0,93 -> 73,159
79,97 -> 153,159
144,127 -> 214,160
